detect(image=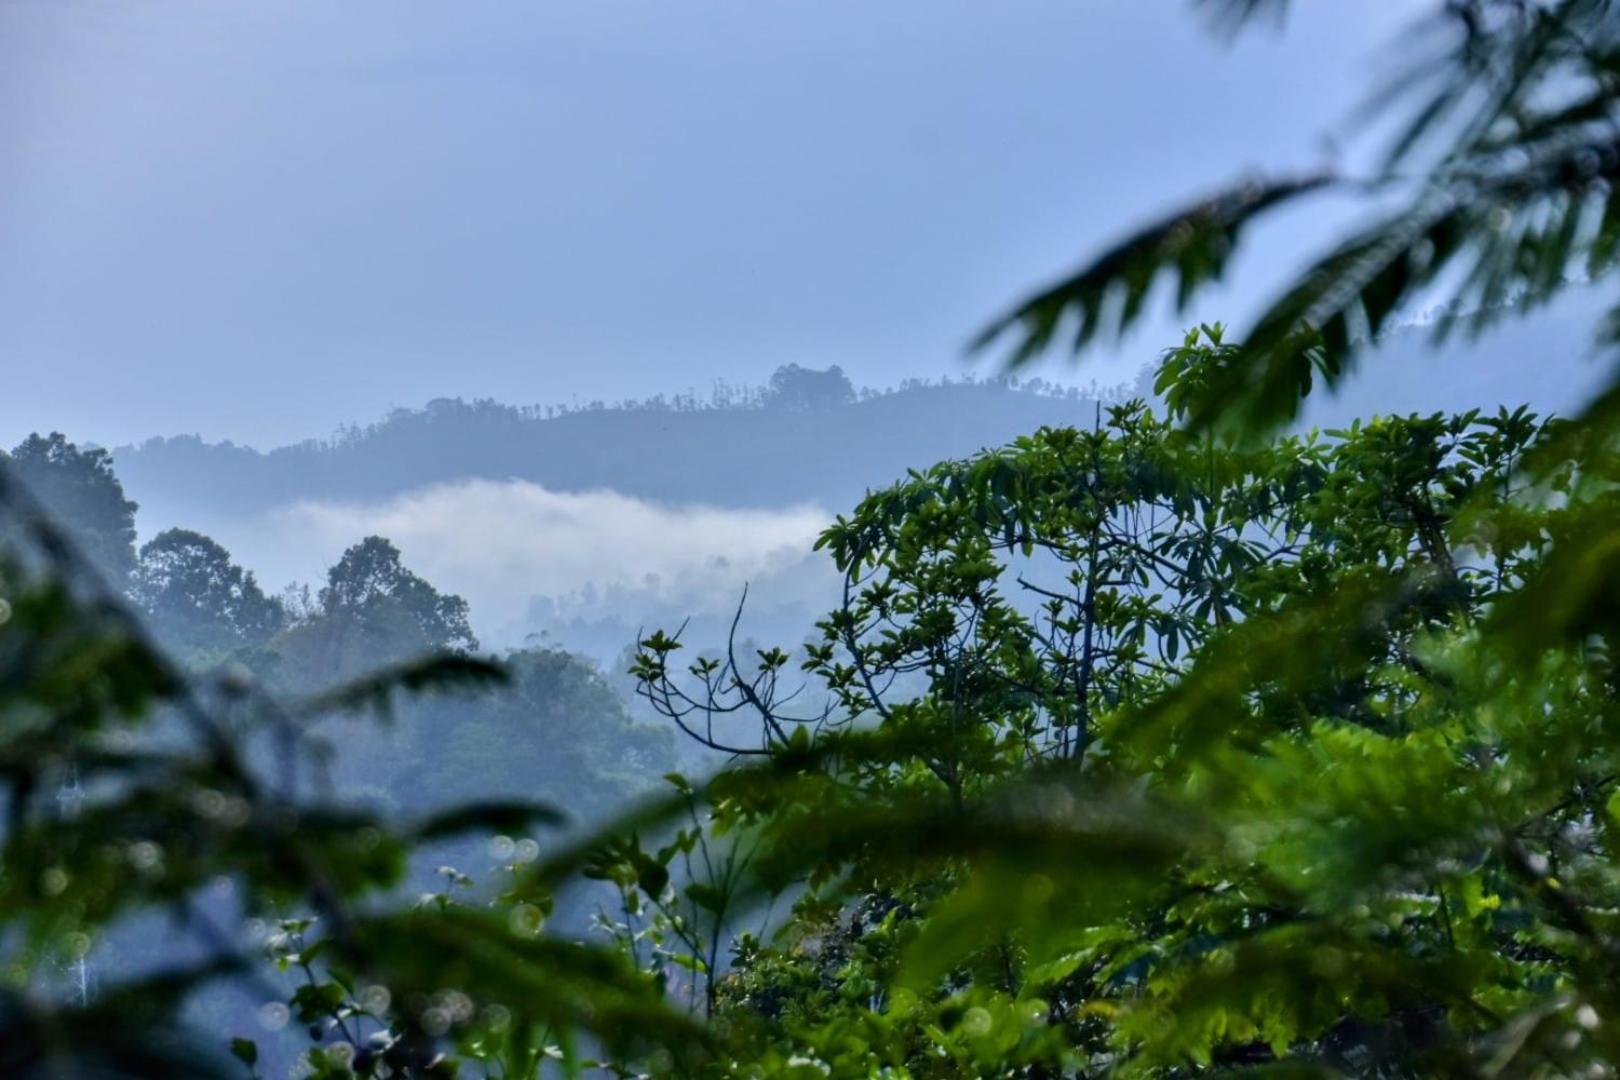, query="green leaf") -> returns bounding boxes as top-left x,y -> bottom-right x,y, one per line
230,1037 -> 259,1067
409,800 -> 567,842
